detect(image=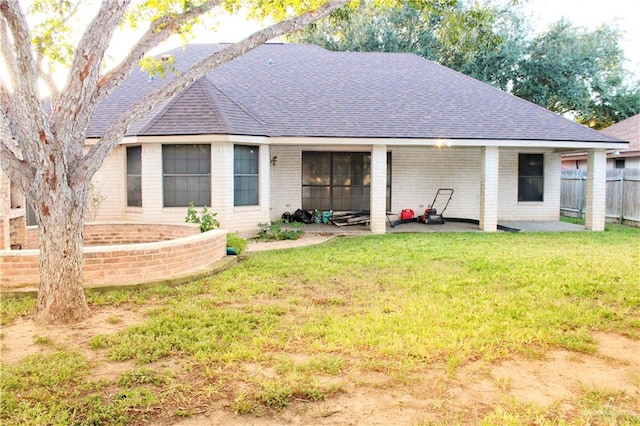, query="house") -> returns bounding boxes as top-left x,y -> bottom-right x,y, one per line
0,169 -> 27,249
83,43 -> 627,235
561,114 -> 639,170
